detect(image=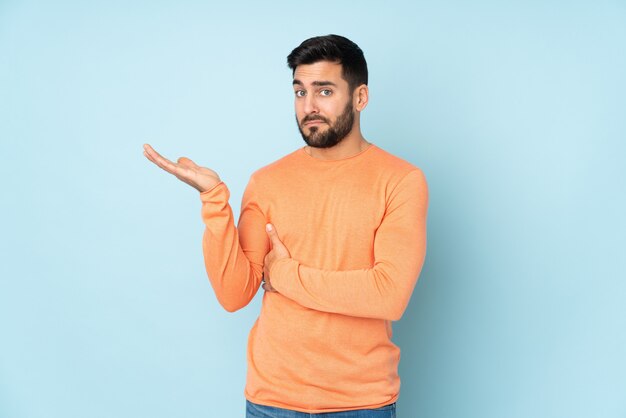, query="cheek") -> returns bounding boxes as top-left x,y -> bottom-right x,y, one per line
294,103 -> 306,120
323,100 -> 344,117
